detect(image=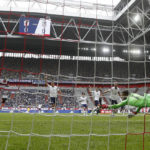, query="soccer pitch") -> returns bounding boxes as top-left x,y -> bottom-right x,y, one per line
0,113 -> 150,150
